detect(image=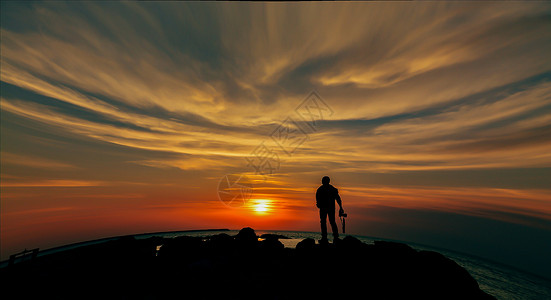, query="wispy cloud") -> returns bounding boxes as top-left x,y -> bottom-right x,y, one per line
1,179 -> 107,187
2,2 -> 550,175
344,186 -> 551,226
1,152 -> 76,169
